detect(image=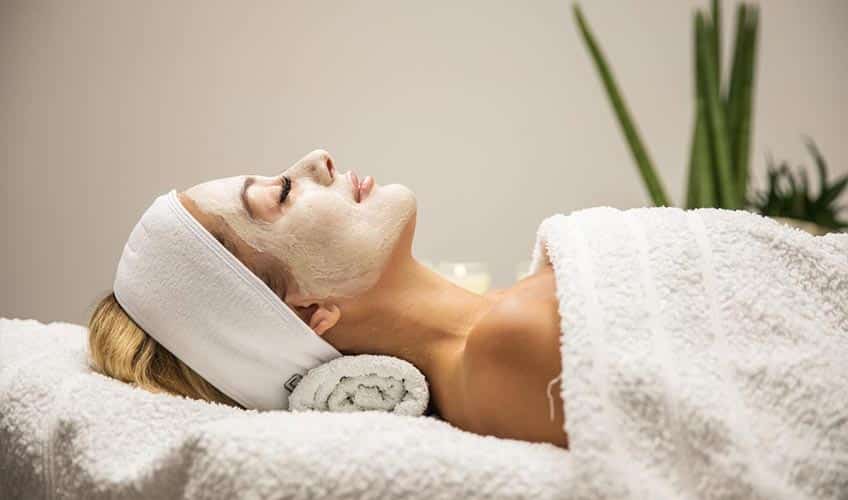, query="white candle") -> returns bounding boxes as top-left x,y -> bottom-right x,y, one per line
437,262 -> 491,295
